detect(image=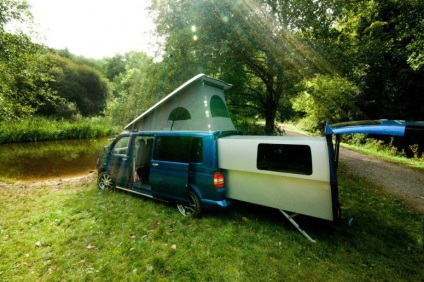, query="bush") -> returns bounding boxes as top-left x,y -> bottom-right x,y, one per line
0,117 -> 120,144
